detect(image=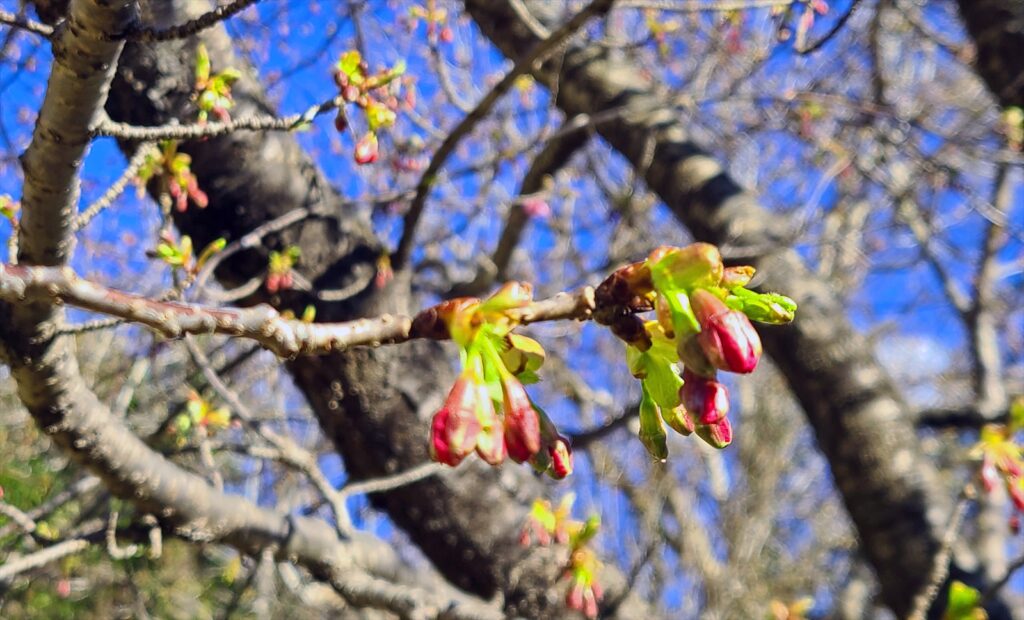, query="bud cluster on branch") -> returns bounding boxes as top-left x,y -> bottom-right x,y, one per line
595,243 -> 796,458
0,242 -> 796,474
